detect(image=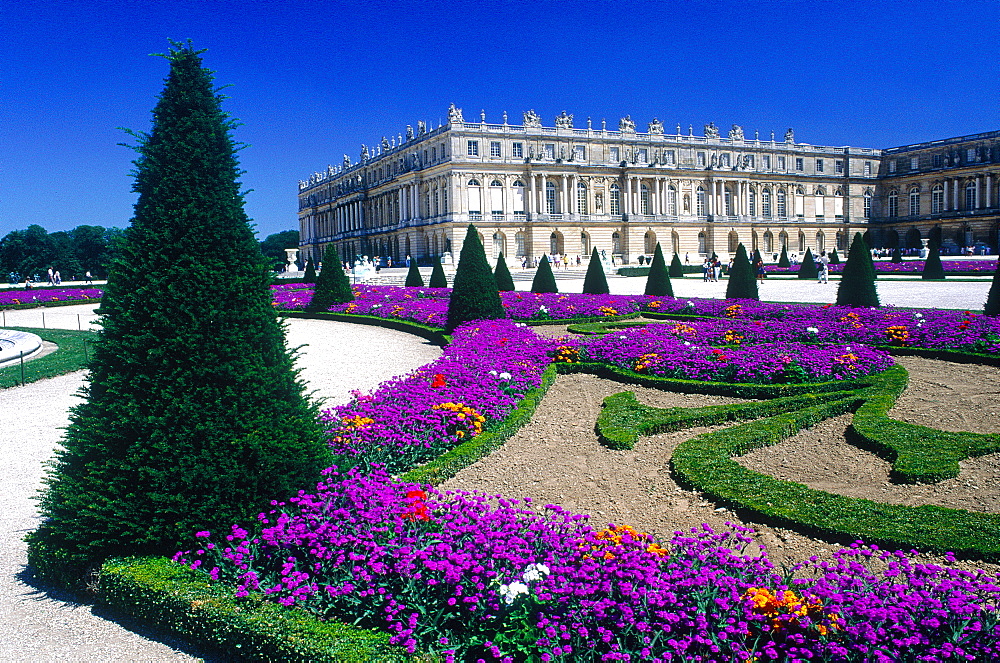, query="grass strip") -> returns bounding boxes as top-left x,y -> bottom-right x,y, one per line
0,327 -> 96,389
